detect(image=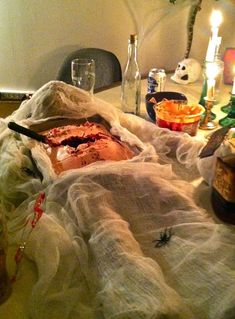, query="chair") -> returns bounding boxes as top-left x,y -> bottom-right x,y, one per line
57,48 -> 122,92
